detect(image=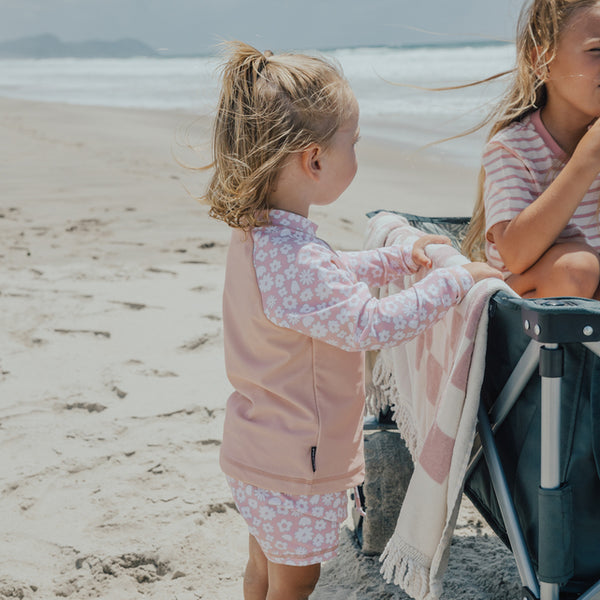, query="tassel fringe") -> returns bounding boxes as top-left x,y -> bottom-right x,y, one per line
380,538 -> 441,600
